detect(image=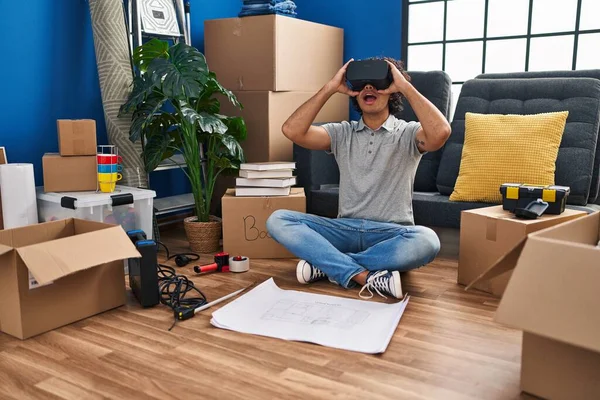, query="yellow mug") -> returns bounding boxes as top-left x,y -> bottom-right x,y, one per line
98,172 -> 122,193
